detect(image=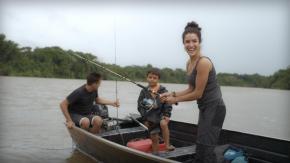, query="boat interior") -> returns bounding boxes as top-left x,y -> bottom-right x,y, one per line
96,114 -> 290,163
